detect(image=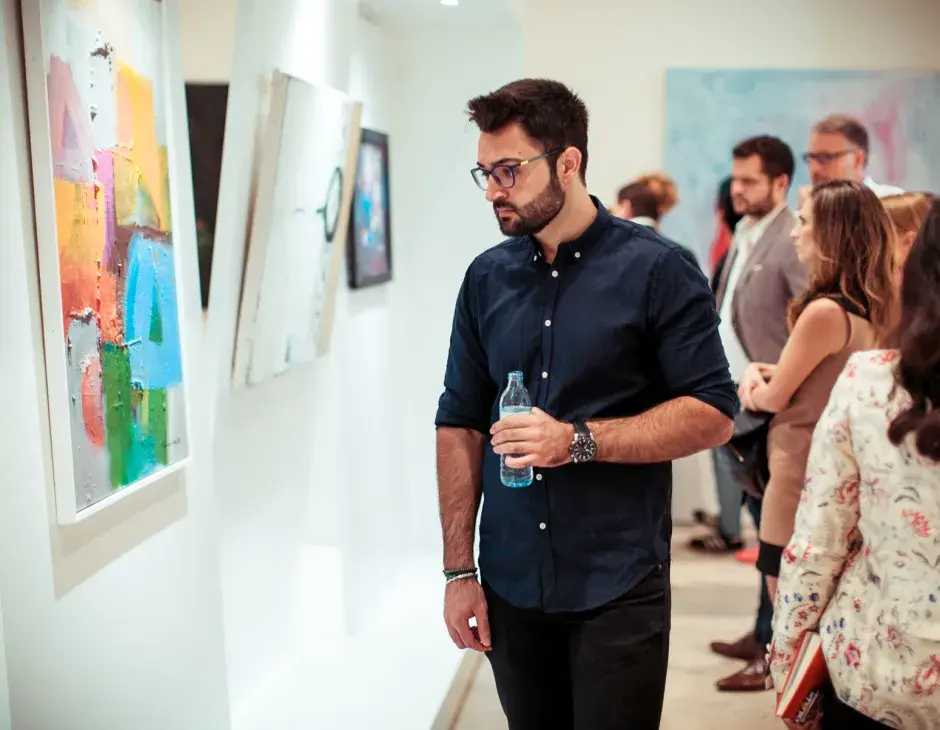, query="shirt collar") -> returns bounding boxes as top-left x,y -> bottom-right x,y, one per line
628,216 -> 658,229
530,195 -> 611,263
